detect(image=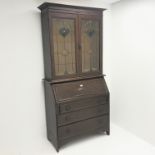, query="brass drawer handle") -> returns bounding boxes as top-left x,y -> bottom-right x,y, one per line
65,115 -> 71,121
65,105 -> 71,111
